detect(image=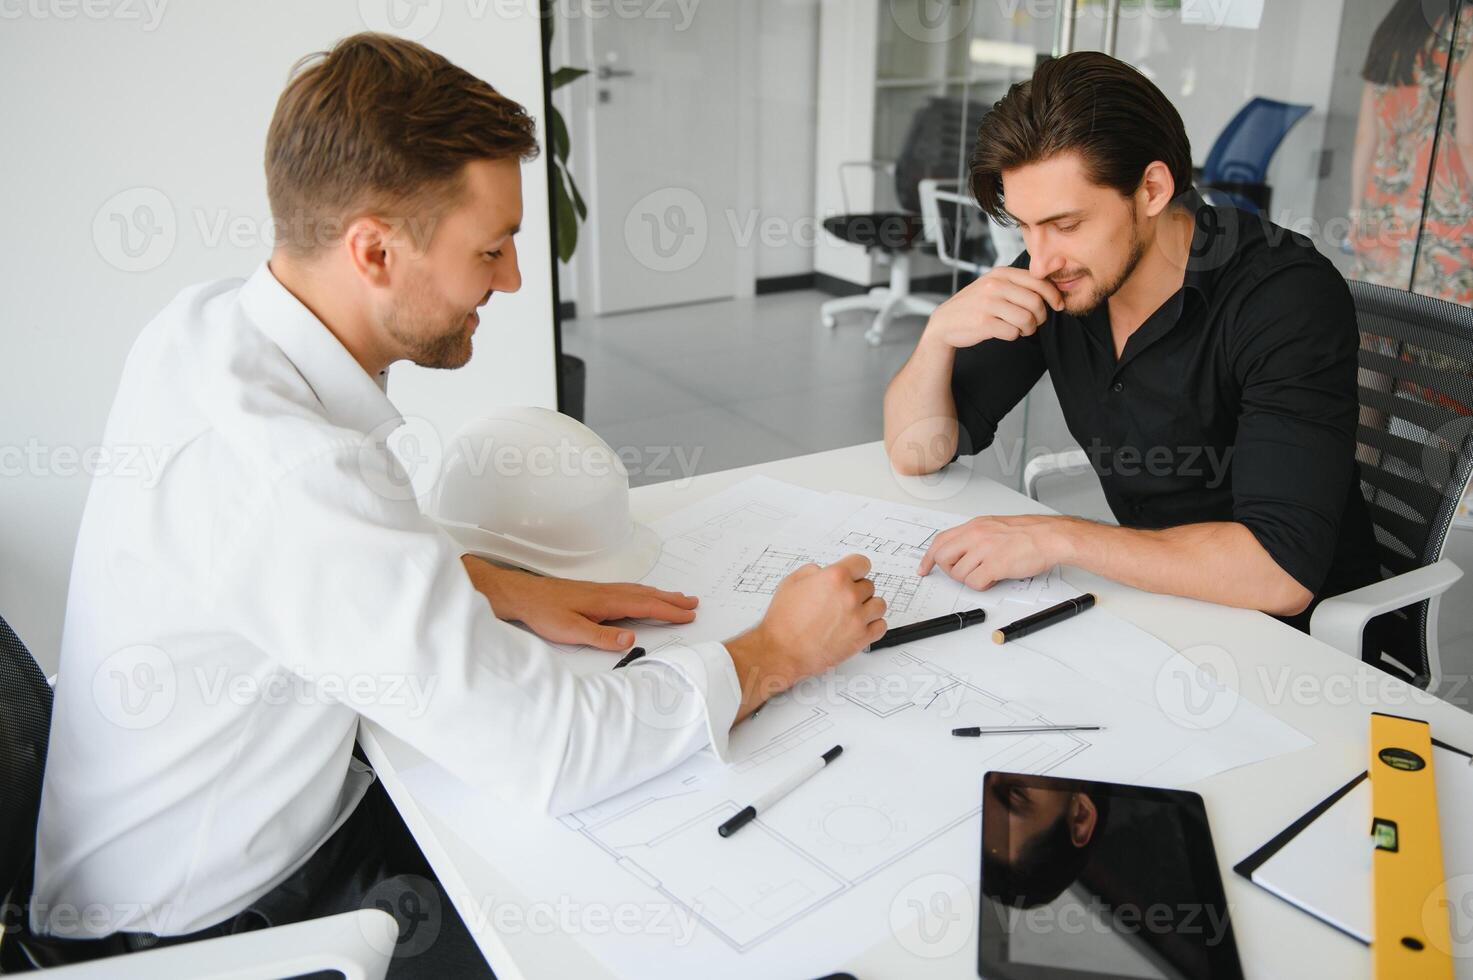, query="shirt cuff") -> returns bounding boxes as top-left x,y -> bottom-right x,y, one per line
642,640 -> 742,762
